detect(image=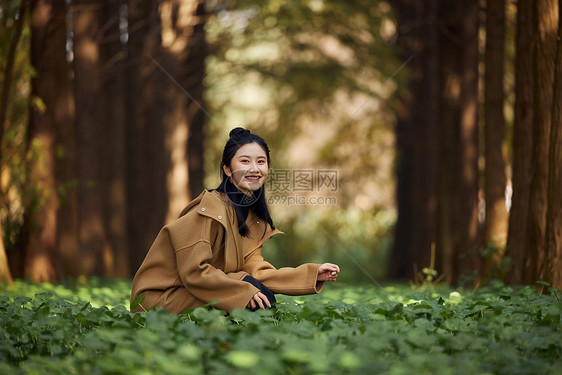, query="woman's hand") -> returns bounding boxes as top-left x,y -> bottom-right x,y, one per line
317,263 -> 340,281
247,291 -> 271,310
